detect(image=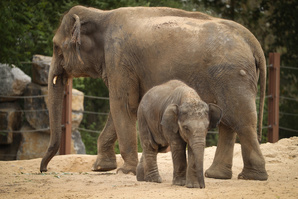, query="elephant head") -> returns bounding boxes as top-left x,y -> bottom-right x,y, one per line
40,8 -> 105,172
161,101 -> 222,188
